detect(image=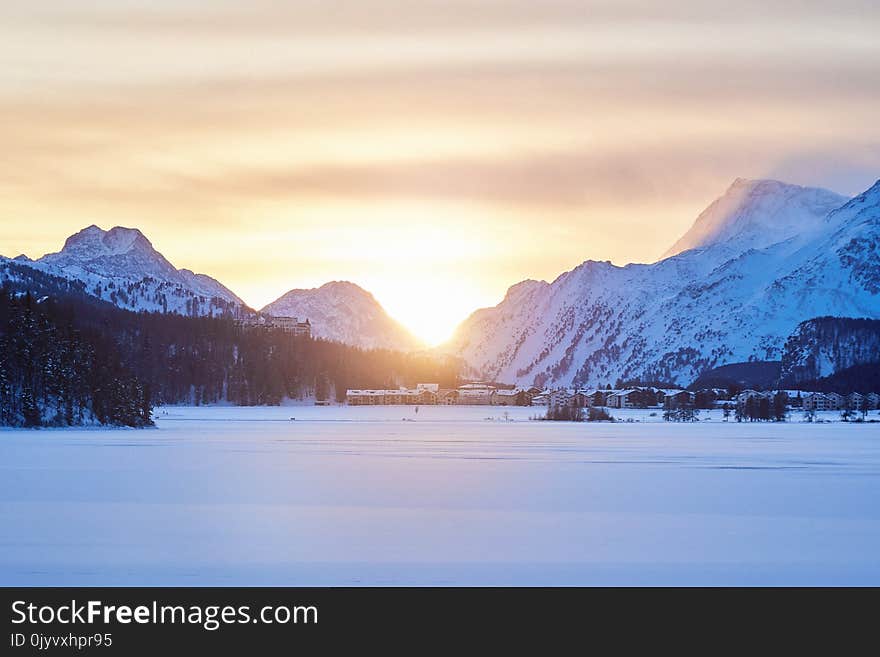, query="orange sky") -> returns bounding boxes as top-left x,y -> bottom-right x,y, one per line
1,1 -> 879,343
